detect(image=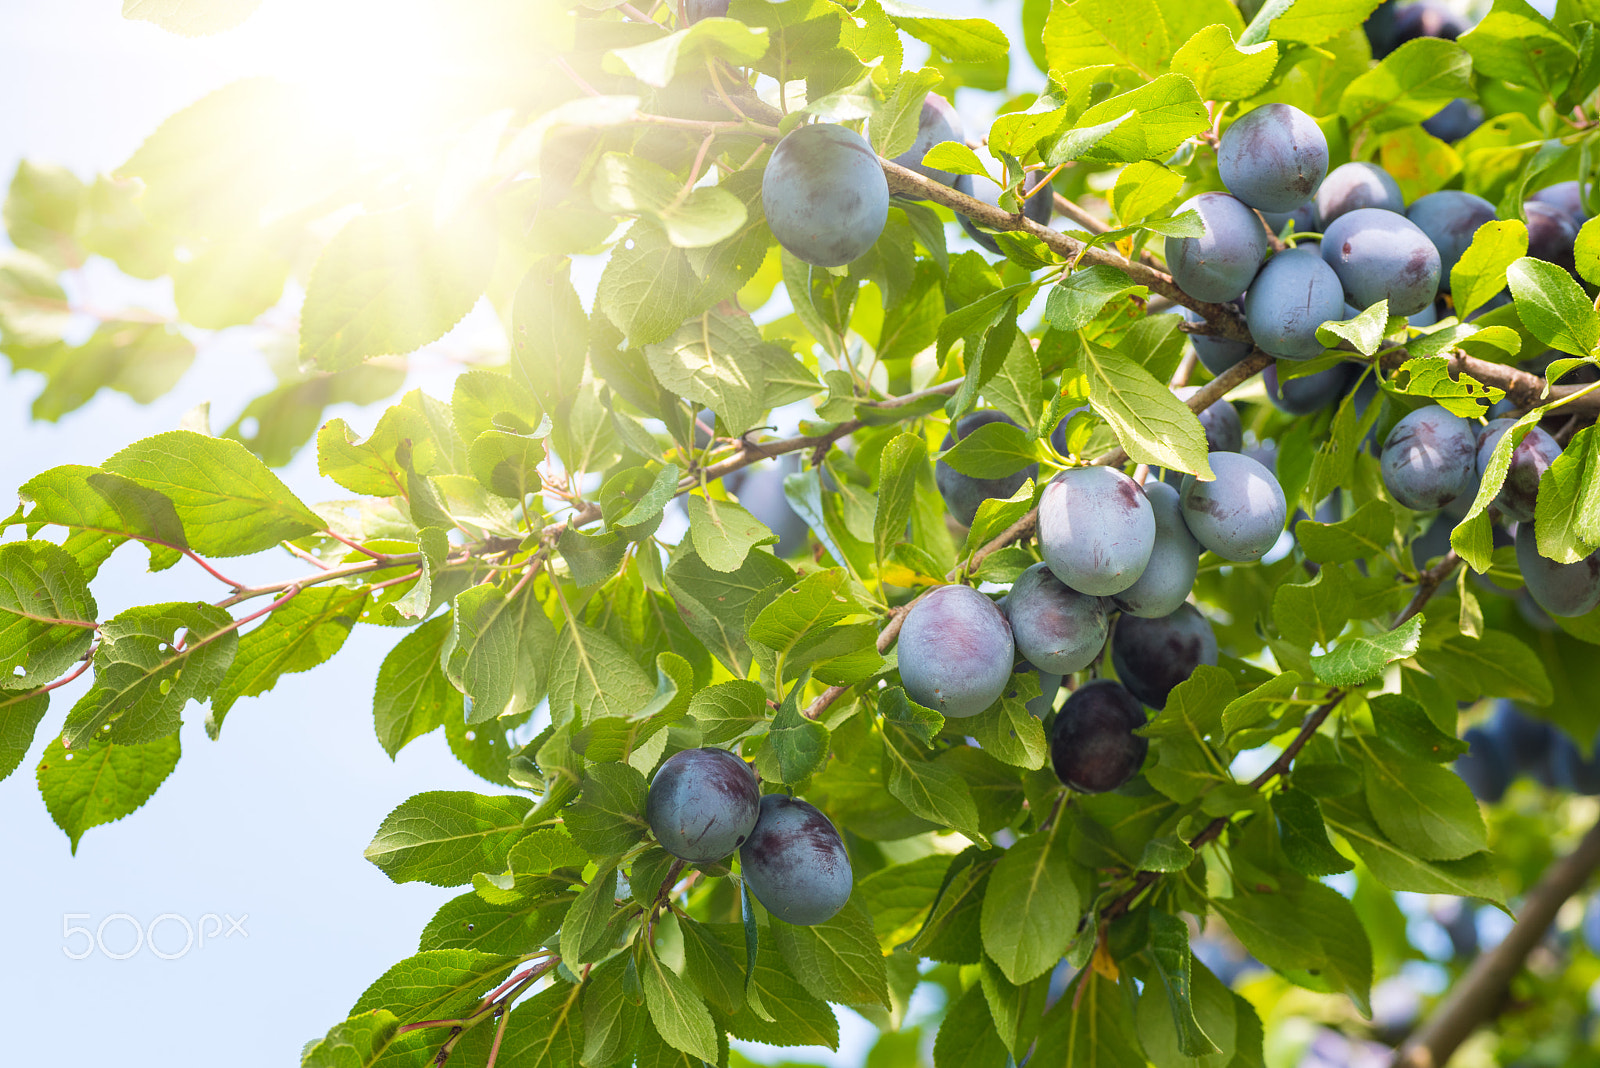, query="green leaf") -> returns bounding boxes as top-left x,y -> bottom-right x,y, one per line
1243,0 -> 1384,47
1171,25 -> 1278,101
1320,792 -> 1506,904
646,310 -> 802,437
299,1010 -> 402,1068
677,912 -> 744,1014
349,948 -> 517,1024
605,19 -> 769,87
1576,216 -> 1600,286
1273,788 -> 1353,877
758,681 -> 831,784
1370,692 -> 1468,762
0,248 -> 71,346
362,790 -> 532,887
300,205 -> 495,371
939,418 -> 1039,478
454,980 -> 585,1068
880,0 -> 1008,61
1414,629 -> 1554,705
565,762 -> 650,856
1274,568 -> 1353,651
1315,300 -> 1390,356
546,620 -> 656,727
968,690 -> 1050,770
597,222 -> 700,348
591,153 -> 750,248
1310,616 -> 1423,686
1210,876 -> 1372,1013
561,861 -> 619,965
1038,0 -> 1169,78
4,159 -> 84,268
445,582 -> 558,725
882,729 -> 985,845
1148,911 -> 1222,1058
418,889 -> 568,956
372,614 -> 456,758
1535,425 -> 1600,562
641,944 -> 720,1063
979,821 -> 1080,985
1452,219 -> 1528,319
0,541 -> 96,691
60,601 -> 237,747
36,731 -> 180,853
1339,38 -> 1473,133
102,429 -> 323,556
582,953 -> 647,1067
1045,266 -> 1146,331
207,585 -> 365,735
1079,337 -> 1214,478
1362,748 -> 1486,860
1066,74 -> 1210,164
875,433 -> 926,565
1461,0 -> 1577,97
667,544 -> 793,675
573,653 -> 695,769
1388,355 -> 1507,417
0,689 -> 49,783
1452,409 -> 1542,571
1033,971 -> 1145,1067
1221,672 -> 1302,737
685,494 -> 775,573
1294,501 -> 1394,564
690,679 -> 771,745
1111,162 -> 1185,228
770,898 -> 890,1007
1507,255 -> 1600,356
920,142 -> 995,182
933,981 -> 1010,1068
